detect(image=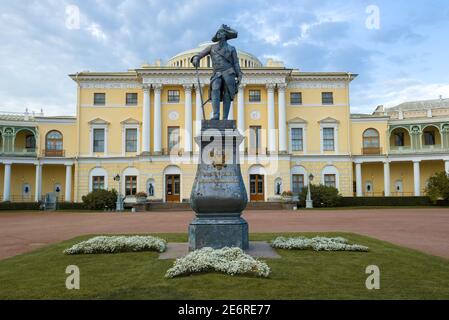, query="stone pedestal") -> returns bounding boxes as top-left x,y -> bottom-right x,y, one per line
189,120 -> 248,250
